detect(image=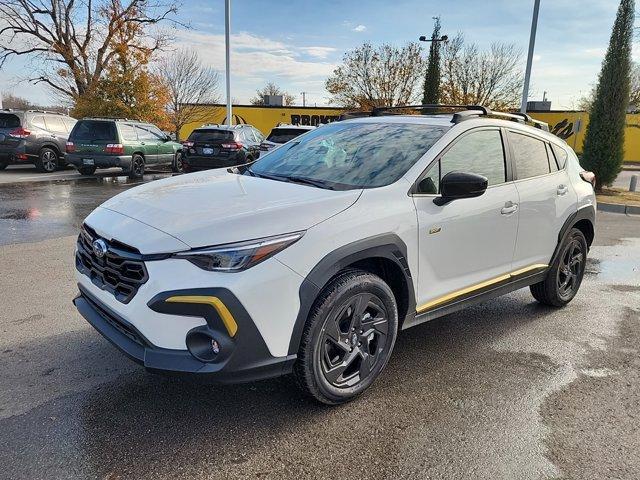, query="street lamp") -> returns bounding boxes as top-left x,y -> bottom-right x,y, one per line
521,0 -> 541,113
224,0 -> 232,126
418,34 -> 448,43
